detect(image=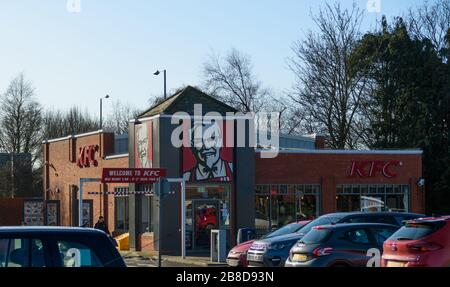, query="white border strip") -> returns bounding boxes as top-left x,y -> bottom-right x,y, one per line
43,135 -> 73,144
73,129 -> 104,138
256,149 -> 423,155
43,129 -> 115,144
104,153 -> 129,160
